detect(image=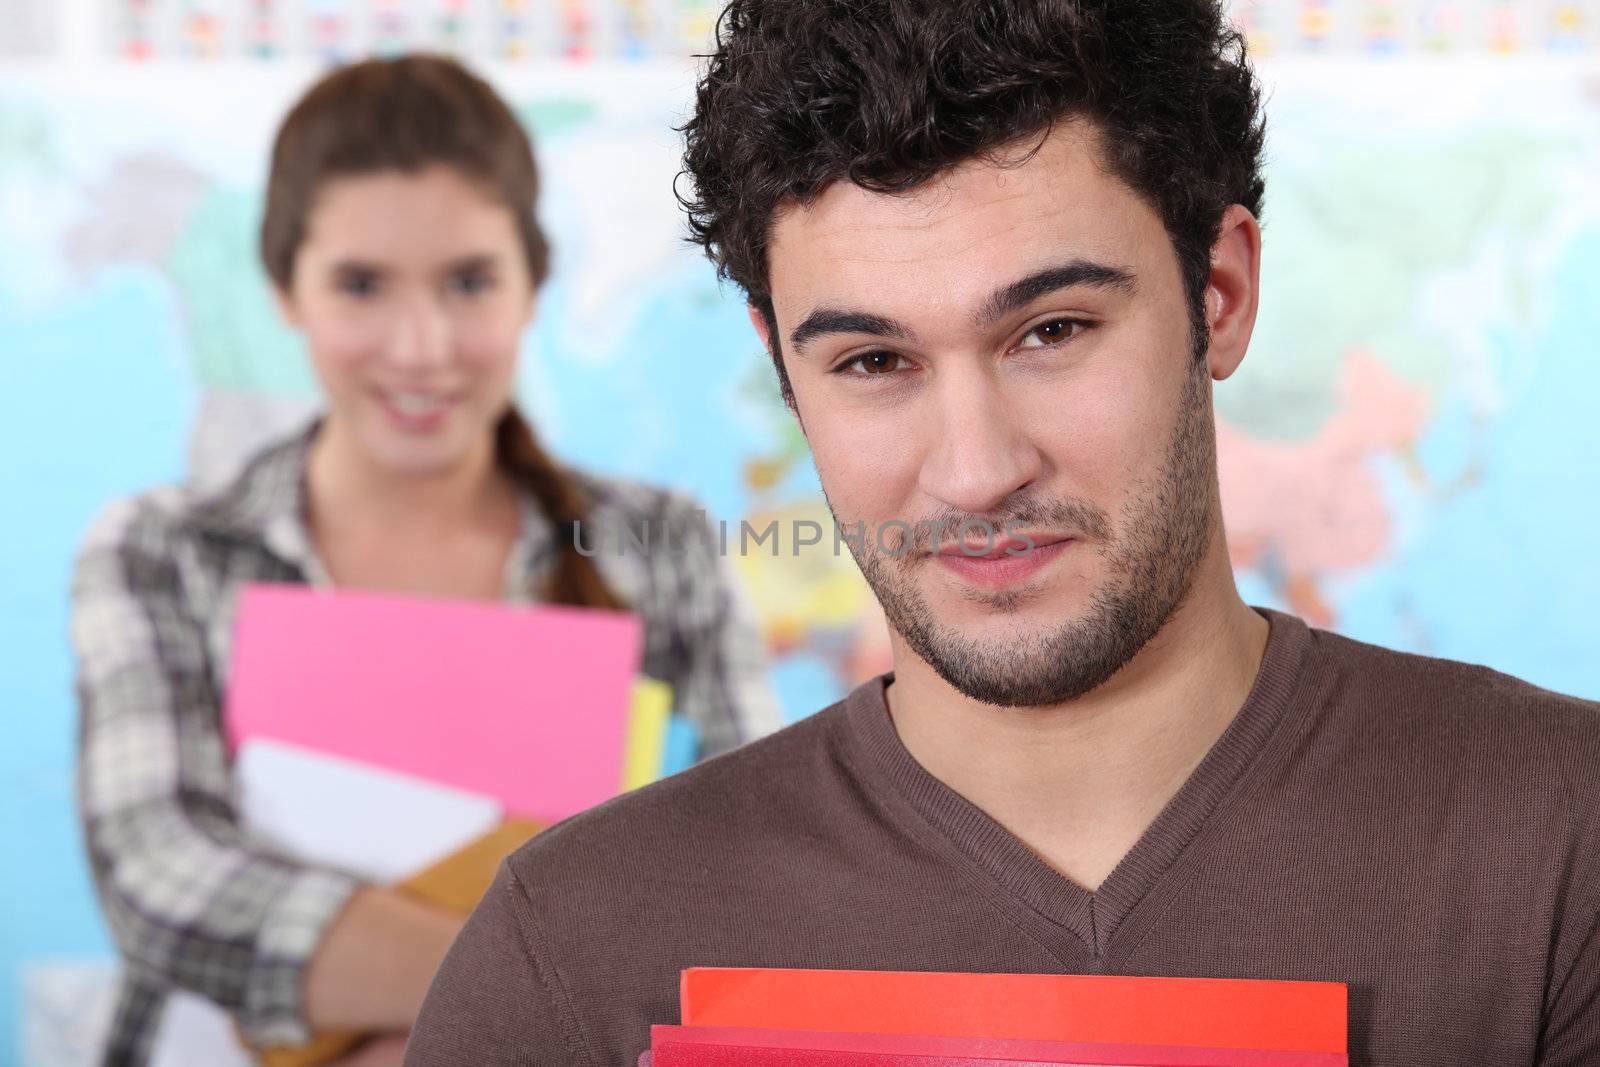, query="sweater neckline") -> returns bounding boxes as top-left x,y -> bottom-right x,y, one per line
840,607 -> 1313,957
